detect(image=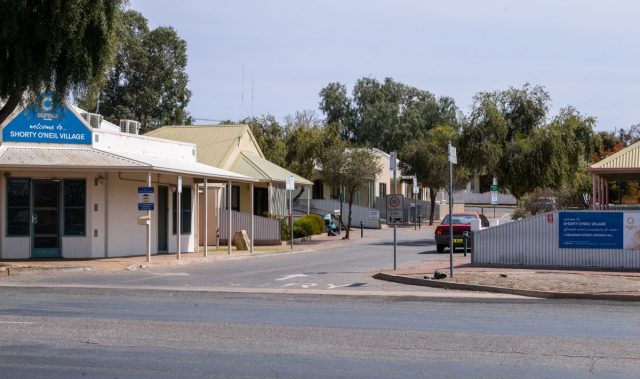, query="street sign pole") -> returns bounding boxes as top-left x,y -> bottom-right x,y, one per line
286,176 -> 295,249
390,151 -> 398,196
146,172 -> 152,263
448,142 -> 455,278
393,224 -> 397,270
